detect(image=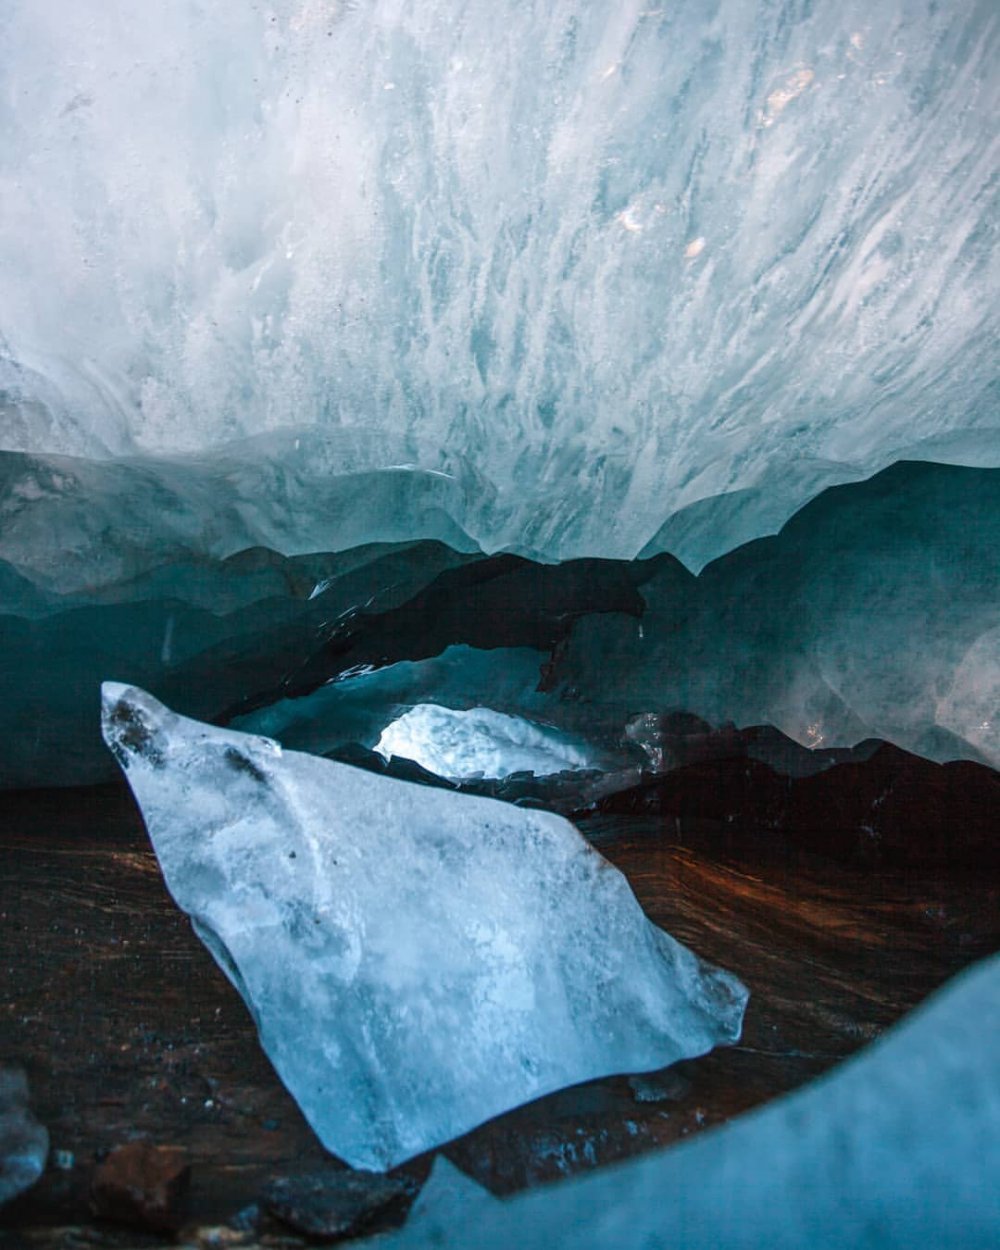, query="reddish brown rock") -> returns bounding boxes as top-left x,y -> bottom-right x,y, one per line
90,1140 -> 190,1233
